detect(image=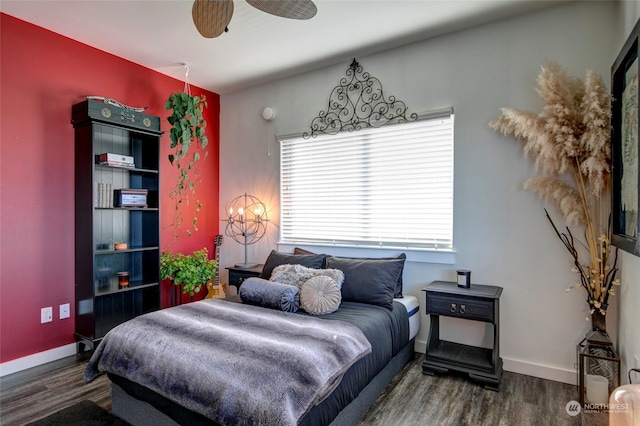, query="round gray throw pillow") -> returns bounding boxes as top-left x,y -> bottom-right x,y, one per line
300,275 -> 341,315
